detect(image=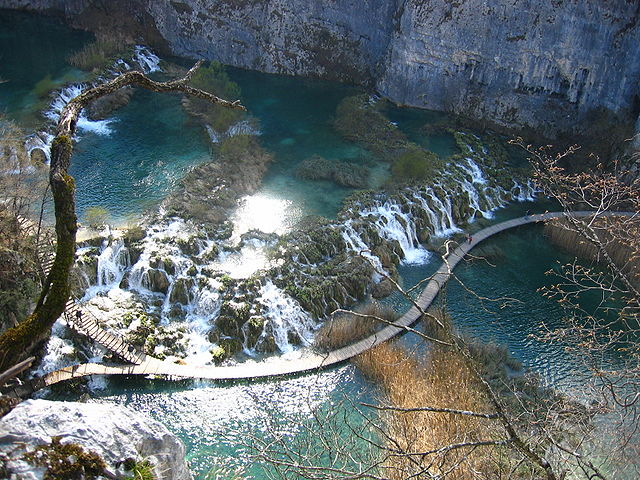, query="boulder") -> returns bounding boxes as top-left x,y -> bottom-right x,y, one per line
169,277 -> 194,305
144,268 -> 170,294
371,278 -> 395,299
0,399 -> 192,480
